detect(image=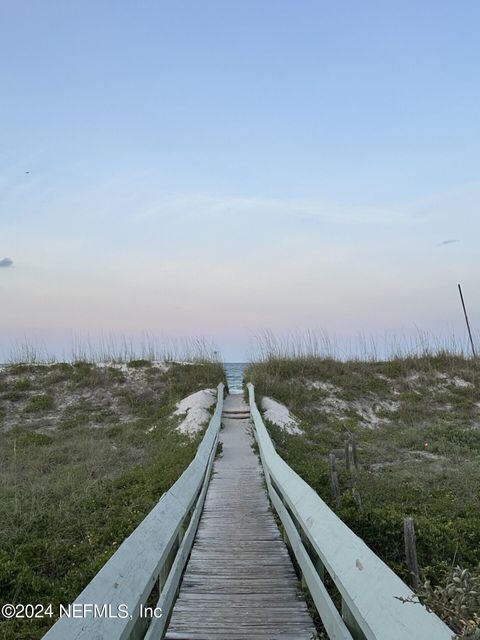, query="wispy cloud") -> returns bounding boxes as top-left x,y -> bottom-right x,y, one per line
132,193 -> 415,227
0,257 -> 13,268
438,239 -> 459,246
